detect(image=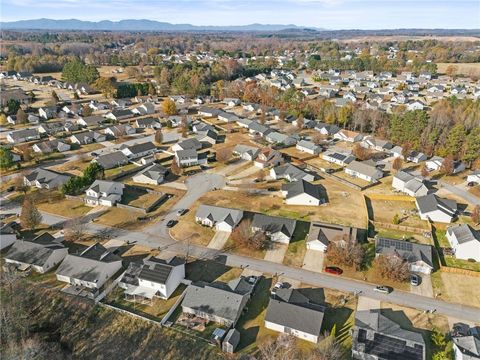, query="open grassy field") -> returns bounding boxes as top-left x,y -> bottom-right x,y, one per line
37,198 -> 91,219
431,271 -> 480,308
280,146 -> 317,161
96,207 -> 141,228
333,171 -> 372,188
50,158 -> 92,176
437,62 -> 480,77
